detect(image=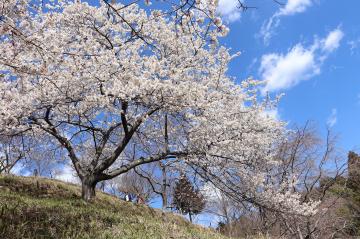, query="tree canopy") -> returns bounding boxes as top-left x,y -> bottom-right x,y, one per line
173,175 -> 205,222
0,0 -> 316,217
